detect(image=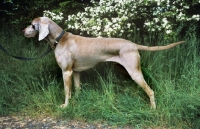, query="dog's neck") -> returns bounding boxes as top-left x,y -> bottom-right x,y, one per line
55,30 -> 65,43
45,31 -> 65,48
46,23 -> 64,48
